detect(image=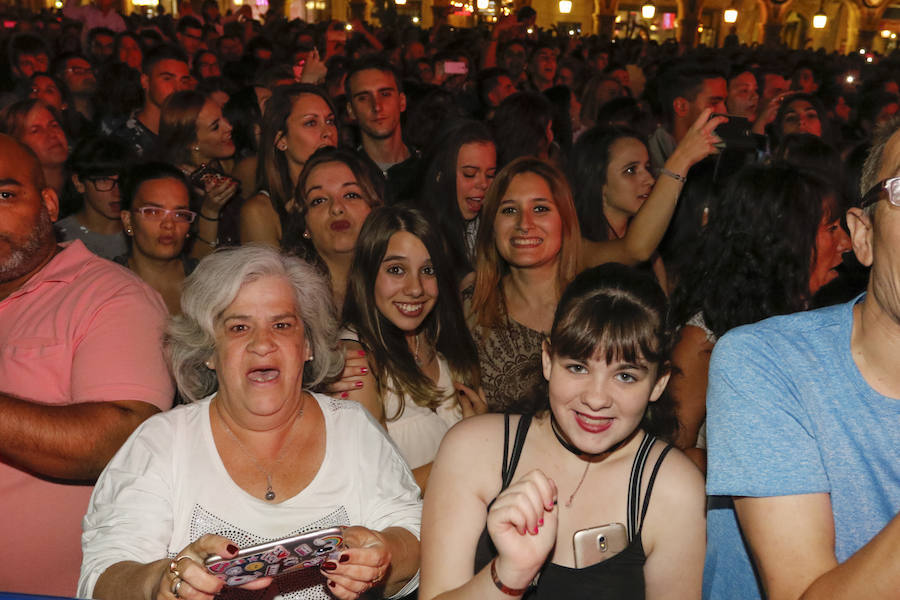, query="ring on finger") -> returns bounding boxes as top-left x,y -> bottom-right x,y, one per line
170,577 -> 183,598
169,555 -> 192,579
